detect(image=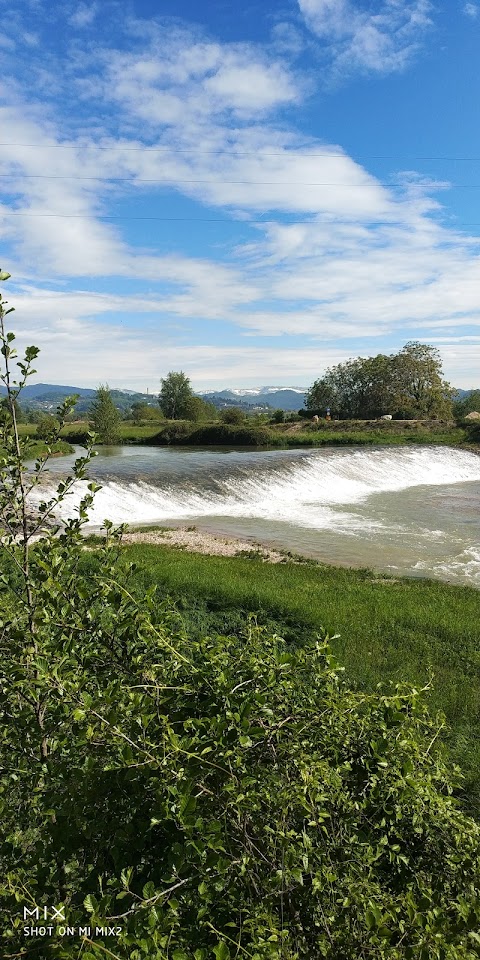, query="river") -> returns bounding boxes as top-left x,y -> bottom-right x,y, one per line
34,444 -> 480,588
